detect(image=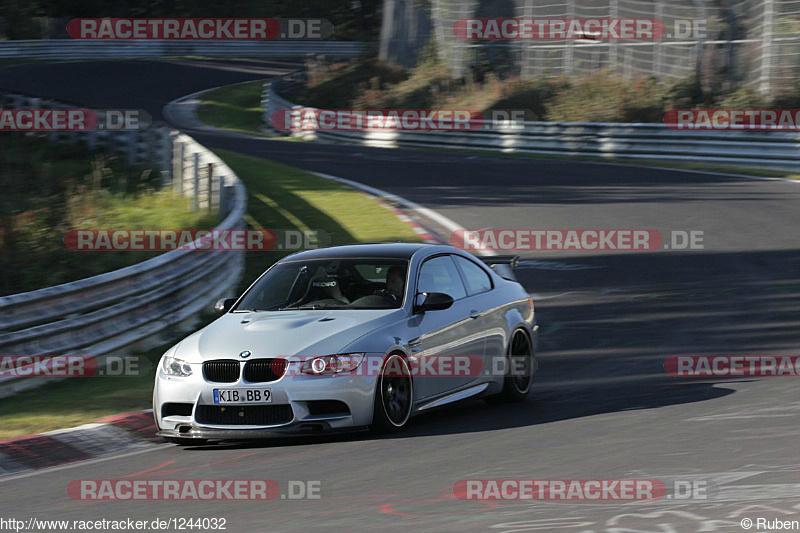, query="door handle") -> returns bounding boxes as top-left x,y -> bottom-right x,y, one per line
469,310 -> 482,319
